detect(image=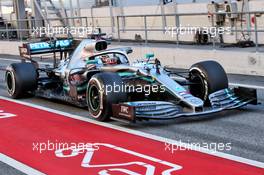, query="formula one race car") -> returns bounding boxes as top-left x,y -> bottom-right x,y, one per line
5,39 -> 257,122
